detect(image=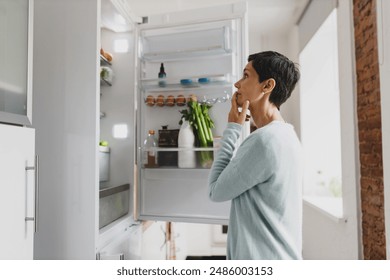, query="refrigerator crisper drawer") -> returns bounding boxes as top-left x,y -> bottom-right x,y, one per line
138,169 -> 230,224
99,184 -> 130,229
140,21 -> 234,61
